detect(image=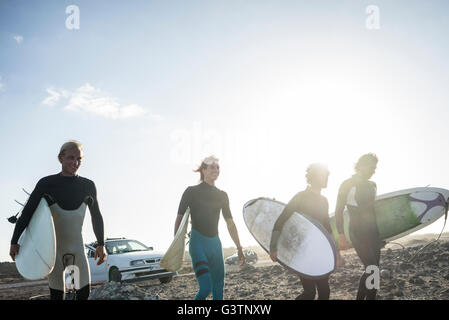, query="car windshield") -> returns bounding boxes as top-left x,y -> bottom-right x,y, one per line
105,240 -> 150,255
